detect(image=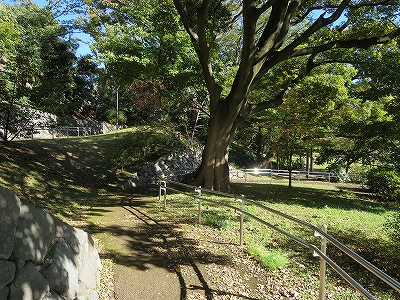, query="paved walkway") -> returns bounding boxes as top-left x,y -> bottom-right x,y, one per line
87,194 -> 215,300
86,193 -> 310,300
